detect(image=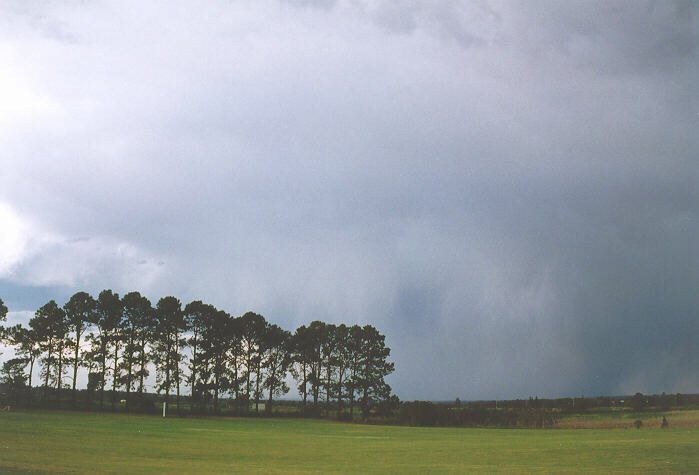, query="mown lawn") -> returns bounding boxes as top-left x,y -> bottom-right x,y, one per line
1,410 -> 697,472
